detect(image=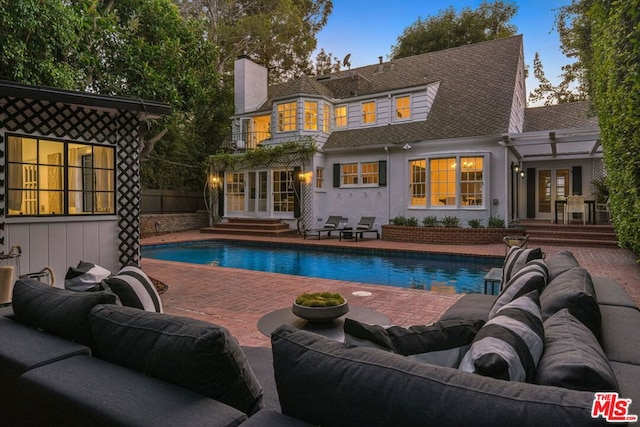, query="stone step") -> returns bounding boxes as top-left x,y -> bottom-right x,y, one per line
200,227 -> 296,236
211,221 -> 290,231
